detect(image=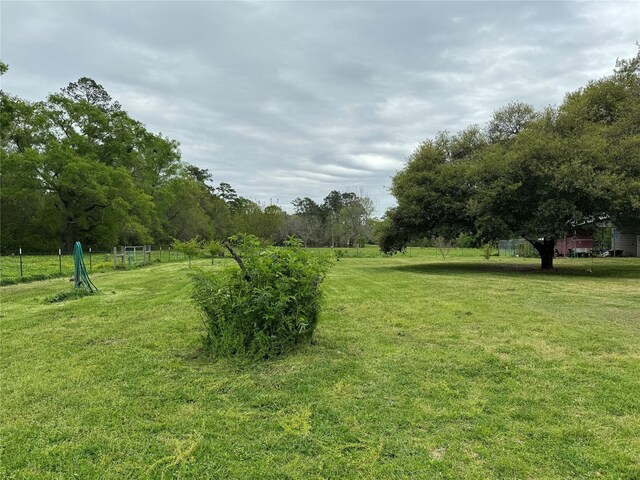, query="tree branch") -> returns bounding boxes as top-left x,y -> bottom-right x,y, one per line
222,240 -> 250,281
84,203 -> 107,212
